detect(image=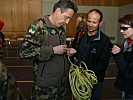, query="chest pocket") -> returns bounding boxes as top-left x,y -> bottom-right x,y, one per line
41,34 -> 66,46
39,18 -> 66,46
87,46 -> 99,67
41,34 -> 59,46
